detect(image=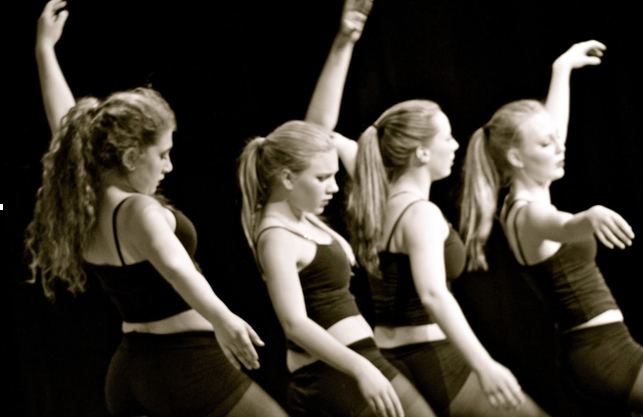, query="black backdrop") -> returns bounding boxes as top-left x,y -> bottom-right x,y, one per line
6,1 -> 641,416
